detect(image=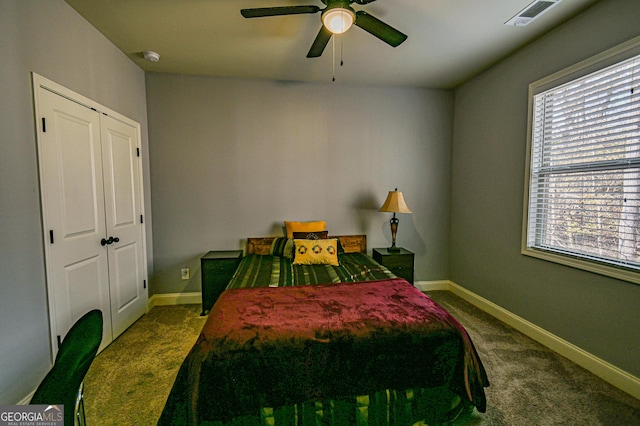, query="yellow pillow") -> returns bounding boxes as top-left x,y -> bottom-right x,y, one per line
293,239 -> 339,266
284,220 -> 327,239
